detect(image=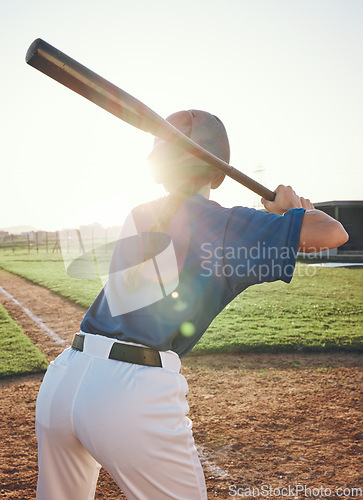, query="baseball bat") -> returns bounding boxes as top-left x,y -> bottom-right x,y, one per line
26,38 -> 275,201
